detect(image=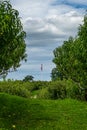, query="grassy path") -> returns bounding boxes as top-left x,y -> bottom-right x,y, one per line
0,93 -> 87,130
